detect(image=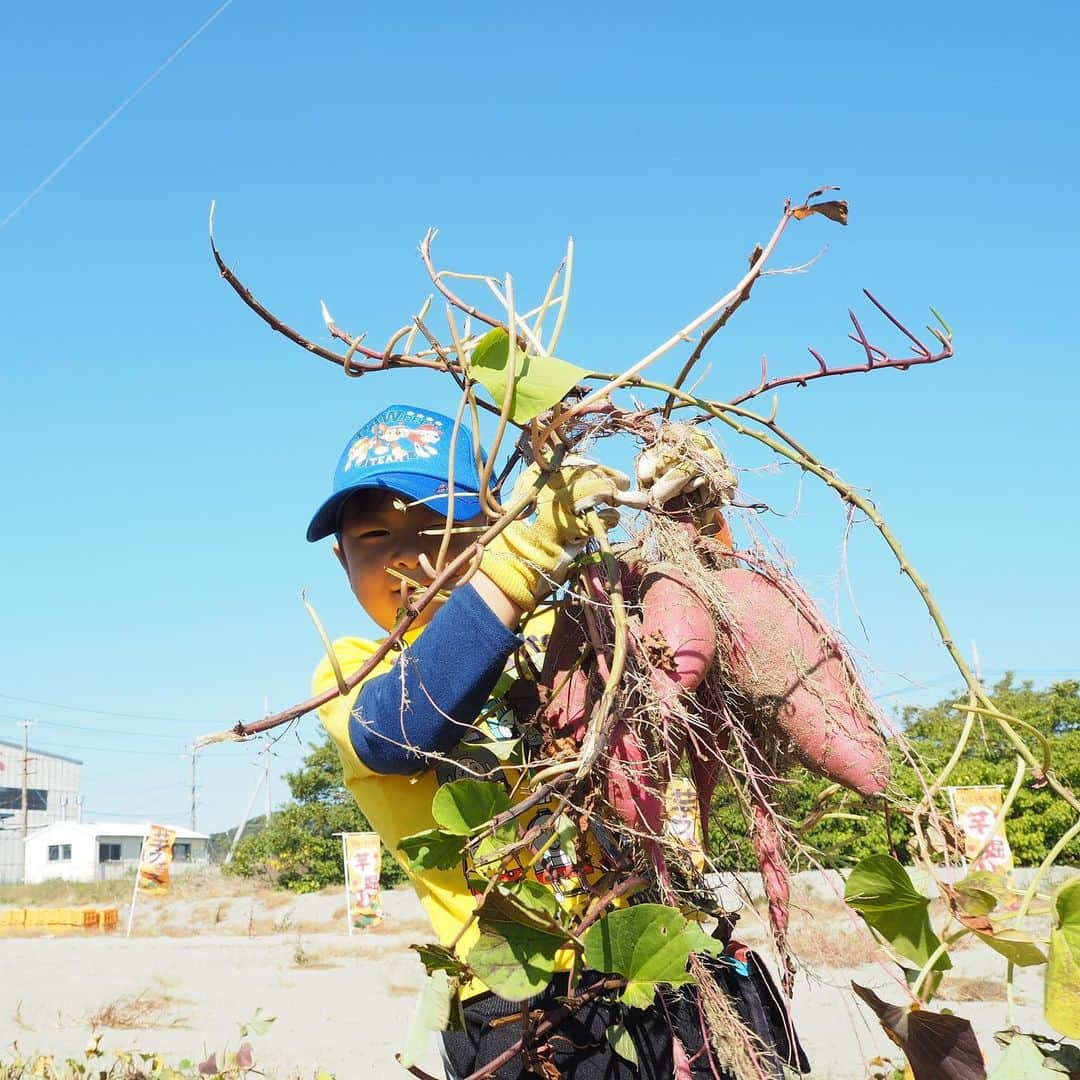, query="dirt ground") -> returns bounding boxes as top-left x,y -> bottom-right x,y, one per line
0,870 -> 1057,1079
